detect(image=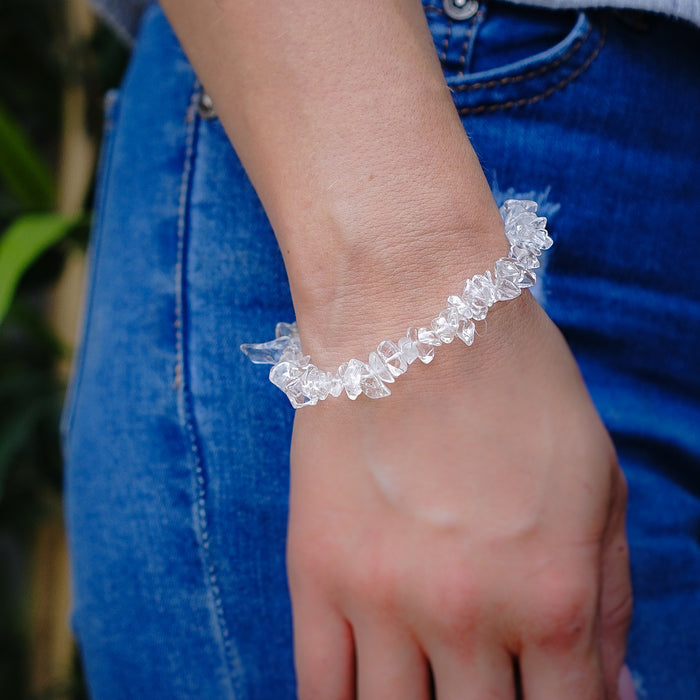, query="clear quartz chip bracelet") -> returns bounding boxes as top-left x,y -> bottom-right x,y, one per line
240,199 -> 552,408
